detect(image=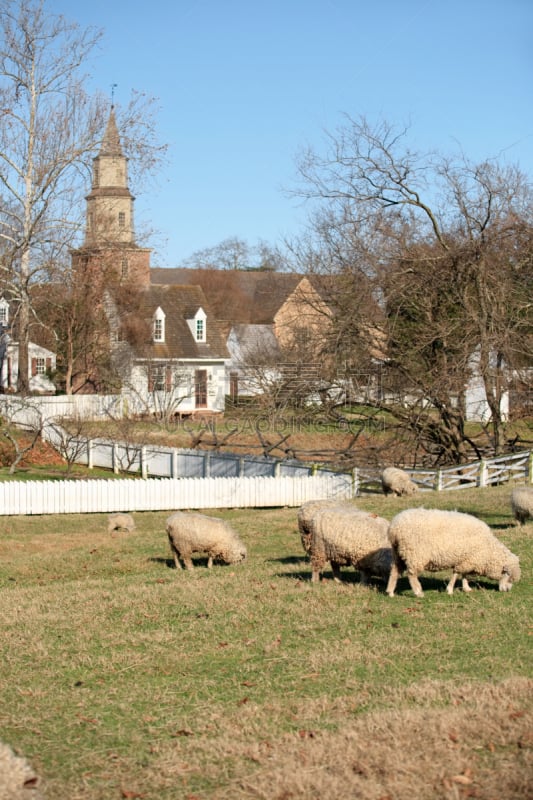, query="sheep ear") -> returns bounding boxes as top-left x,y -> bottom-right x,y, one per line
502,566 -> 509,575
